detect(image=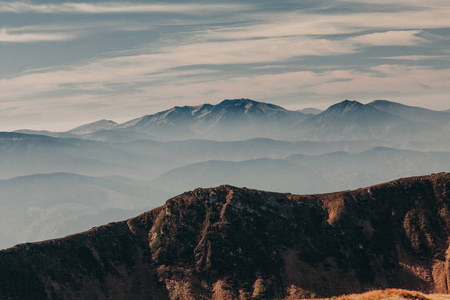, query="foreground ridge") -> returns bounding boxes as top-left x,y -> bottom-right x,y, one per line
1,173 -> 450,299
